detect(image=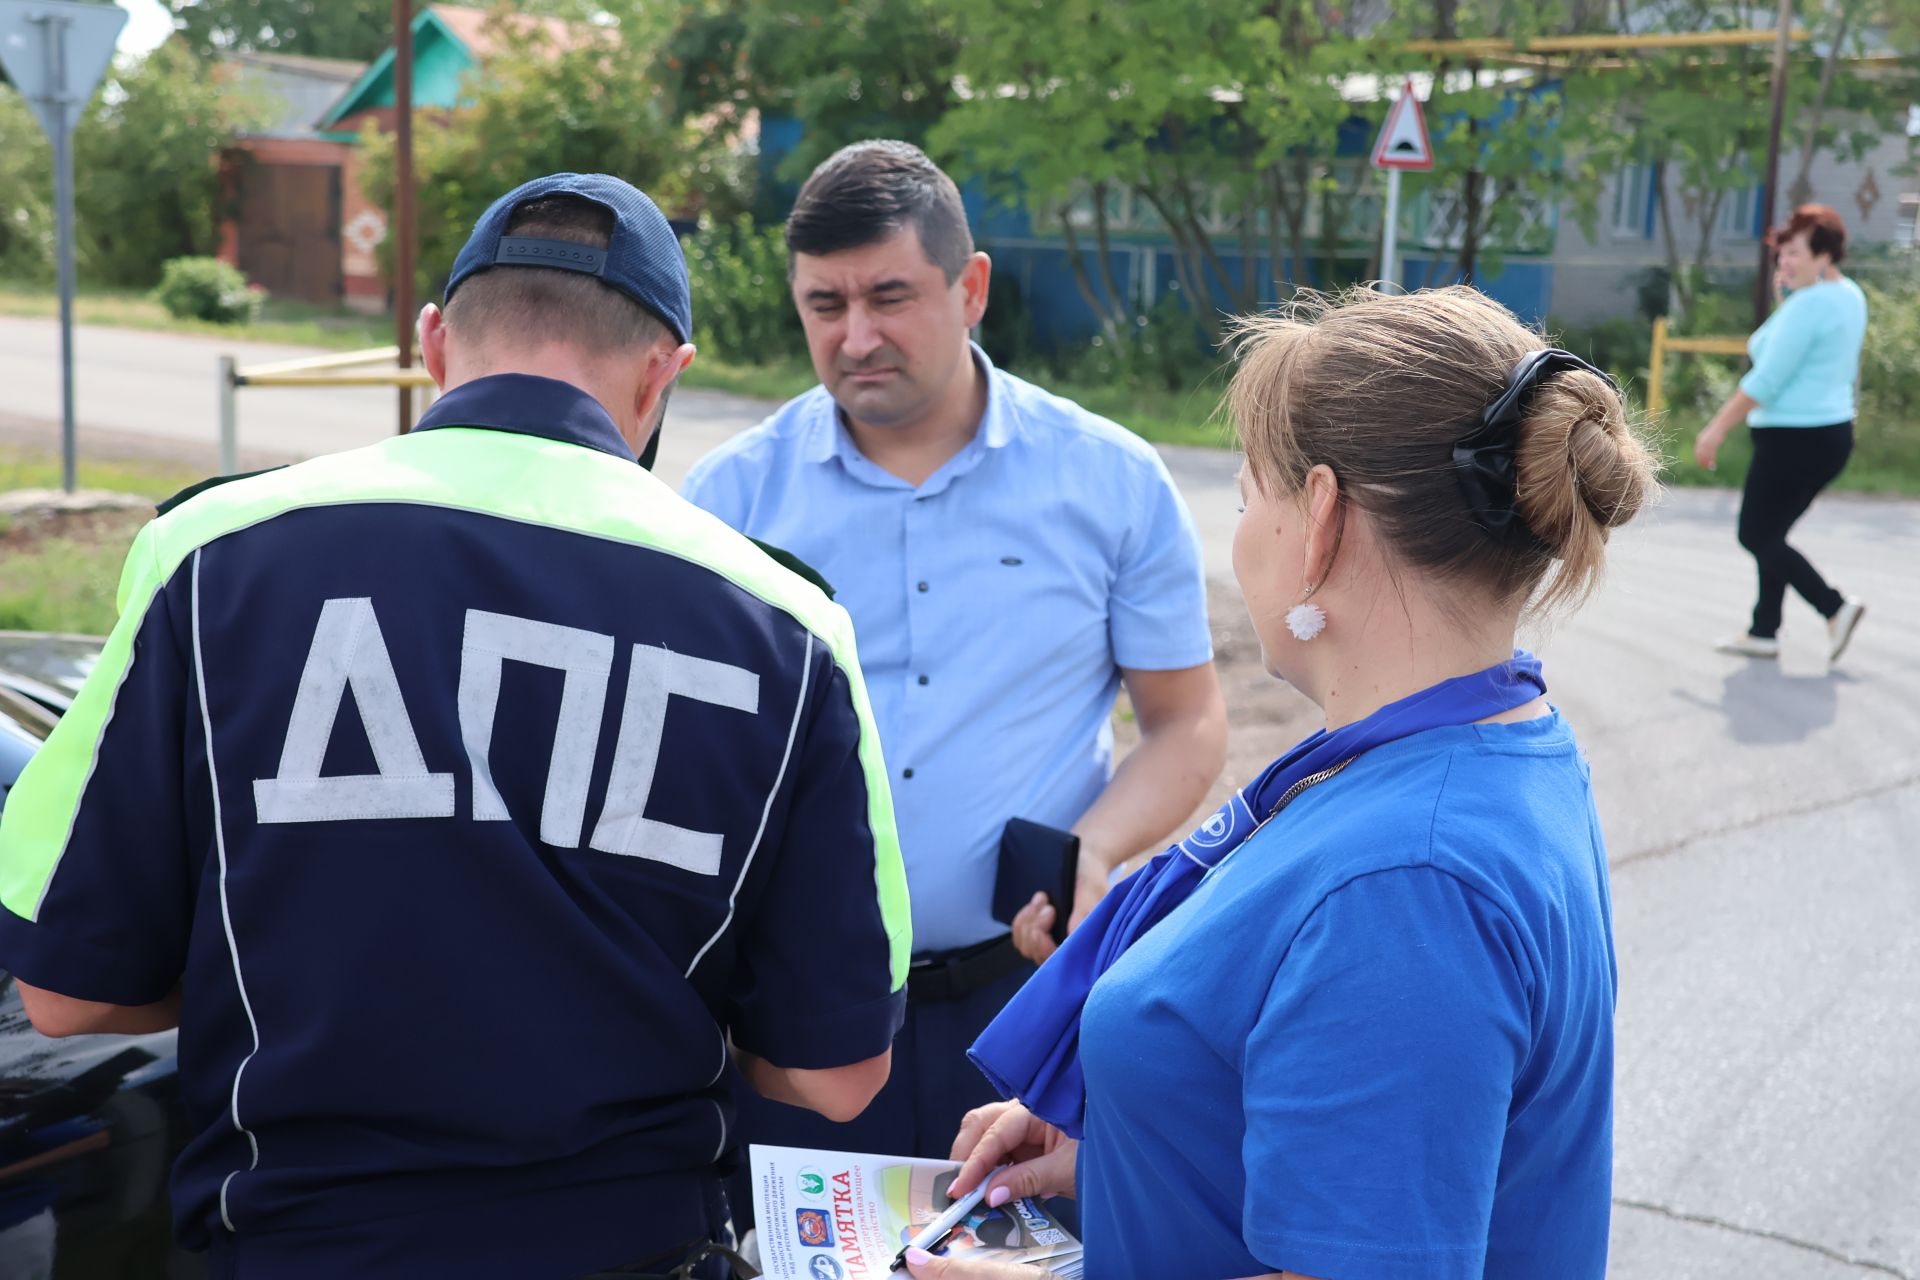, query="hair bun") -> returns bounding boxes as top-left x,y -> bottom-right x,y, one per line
1514,369 -> 1658,577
